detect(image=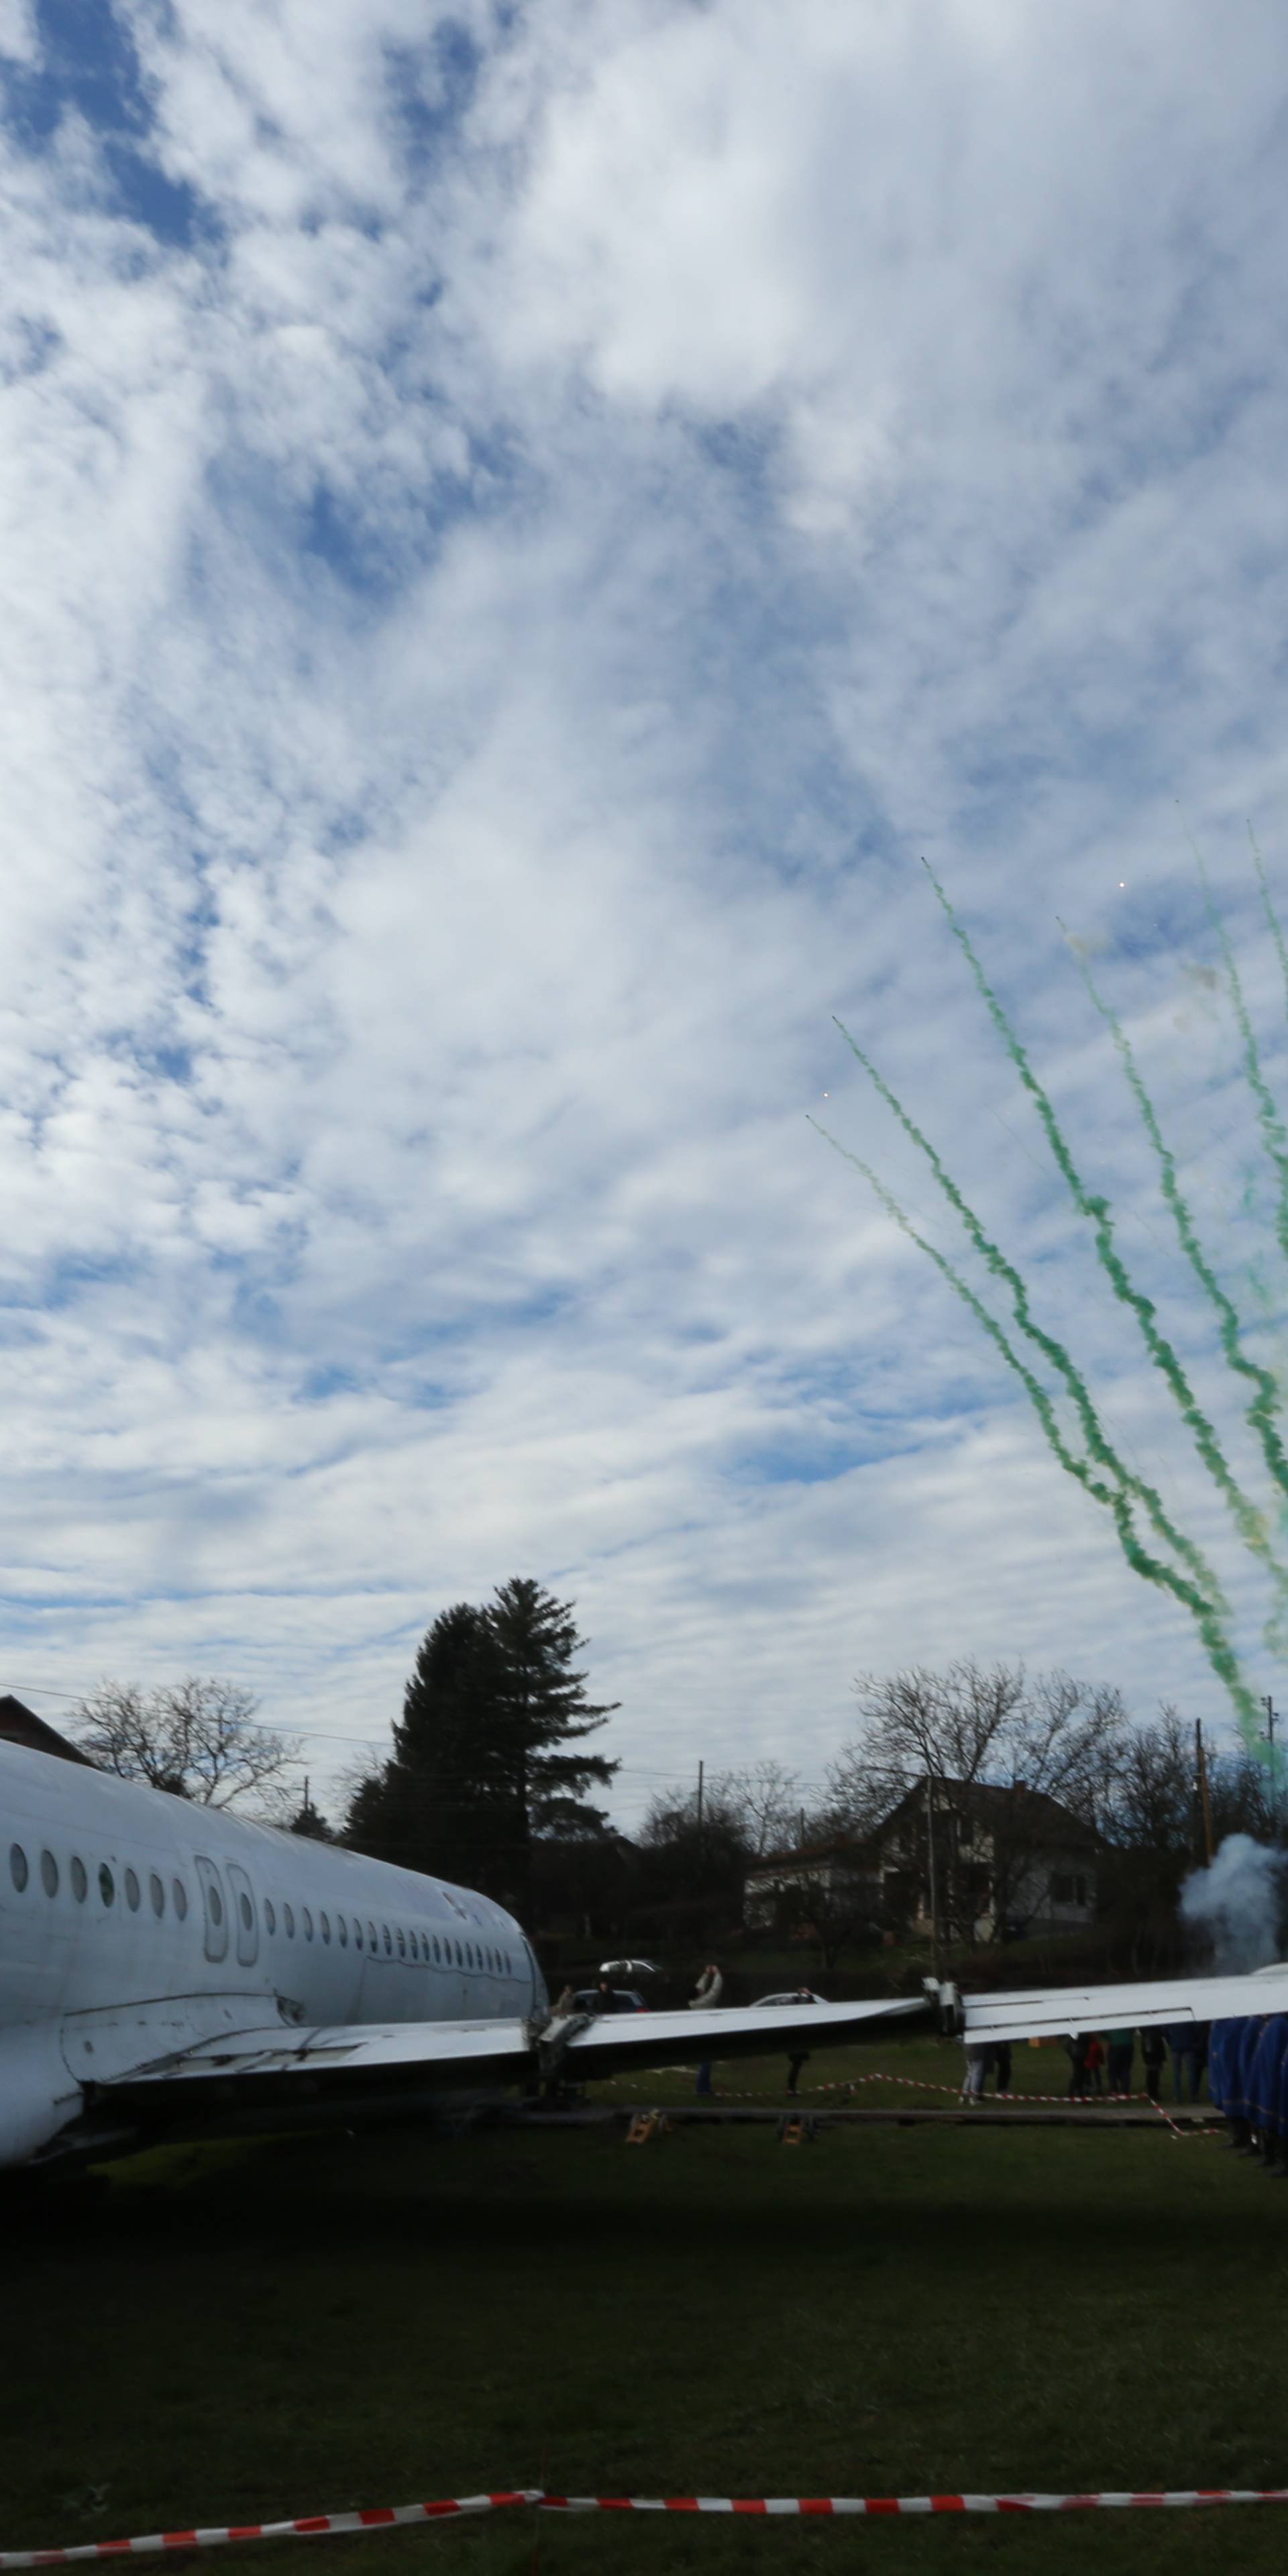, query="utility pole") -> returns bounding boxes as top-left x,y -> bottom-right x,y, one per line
924,1774 -> 941,1976
1194,1721 -> 1214,1867
1263,1696 -> 1279,1831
